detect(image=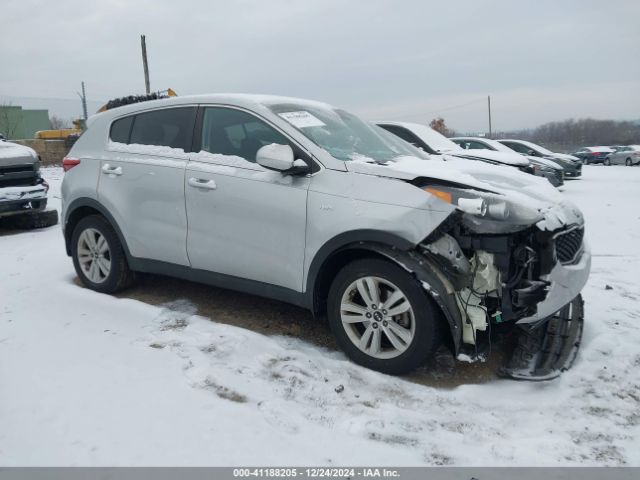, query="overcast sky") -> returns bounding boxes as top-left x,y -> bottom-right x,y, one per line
2,0 -> 639,132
